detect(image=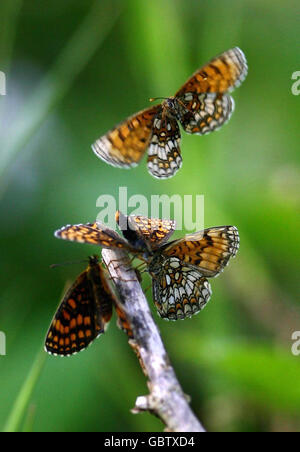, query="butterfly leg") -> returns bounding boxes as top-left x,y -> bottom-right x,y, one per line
105,256 -> 131,273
